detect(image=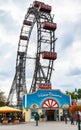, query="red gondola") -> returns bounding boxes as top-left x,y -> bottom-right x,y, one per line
23,20 -> 32,26
33,1 -> 51,13
39,4 -> 51,13
42,22 -> 57,31
42,52 -> 57,60
33,1 -> 44,7
20,35 -> 28,40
